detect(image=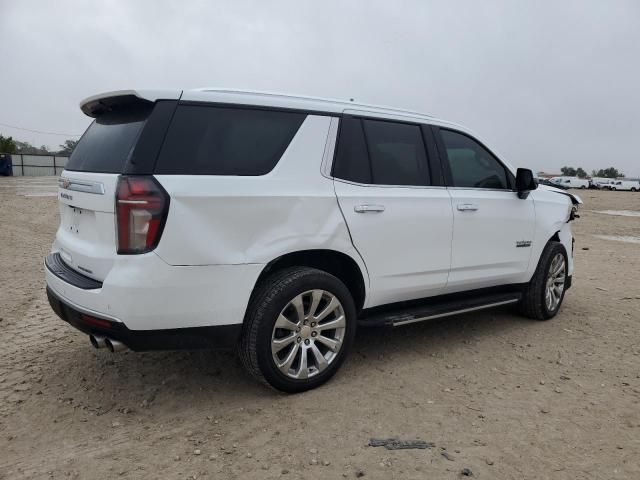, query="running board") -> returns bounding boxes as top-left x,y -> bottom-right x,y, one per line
359,291 -> 522,327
